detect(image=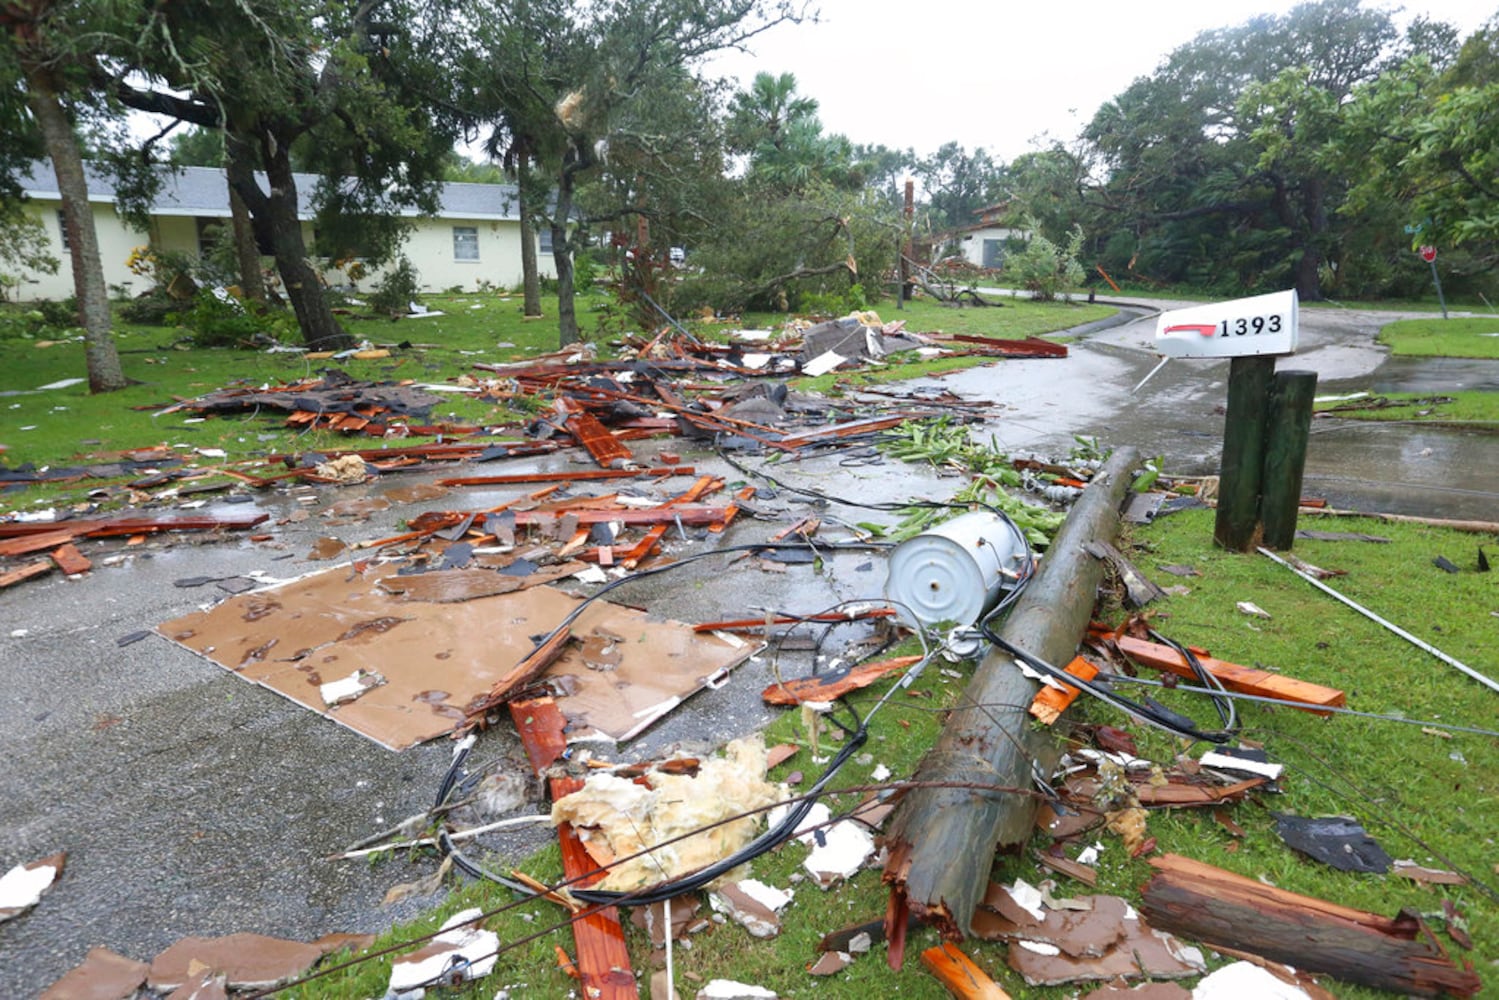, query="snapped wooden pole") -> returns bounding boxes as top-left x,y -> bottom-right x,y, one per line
1259,369 -> 1318,549
882,447 -> 1138,956
1214,355 -> 1276,551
